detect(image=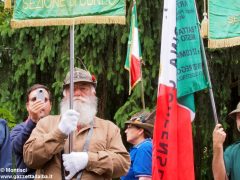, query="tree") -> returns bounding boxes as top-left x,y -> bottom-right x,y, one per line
0,1 -> 240,179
